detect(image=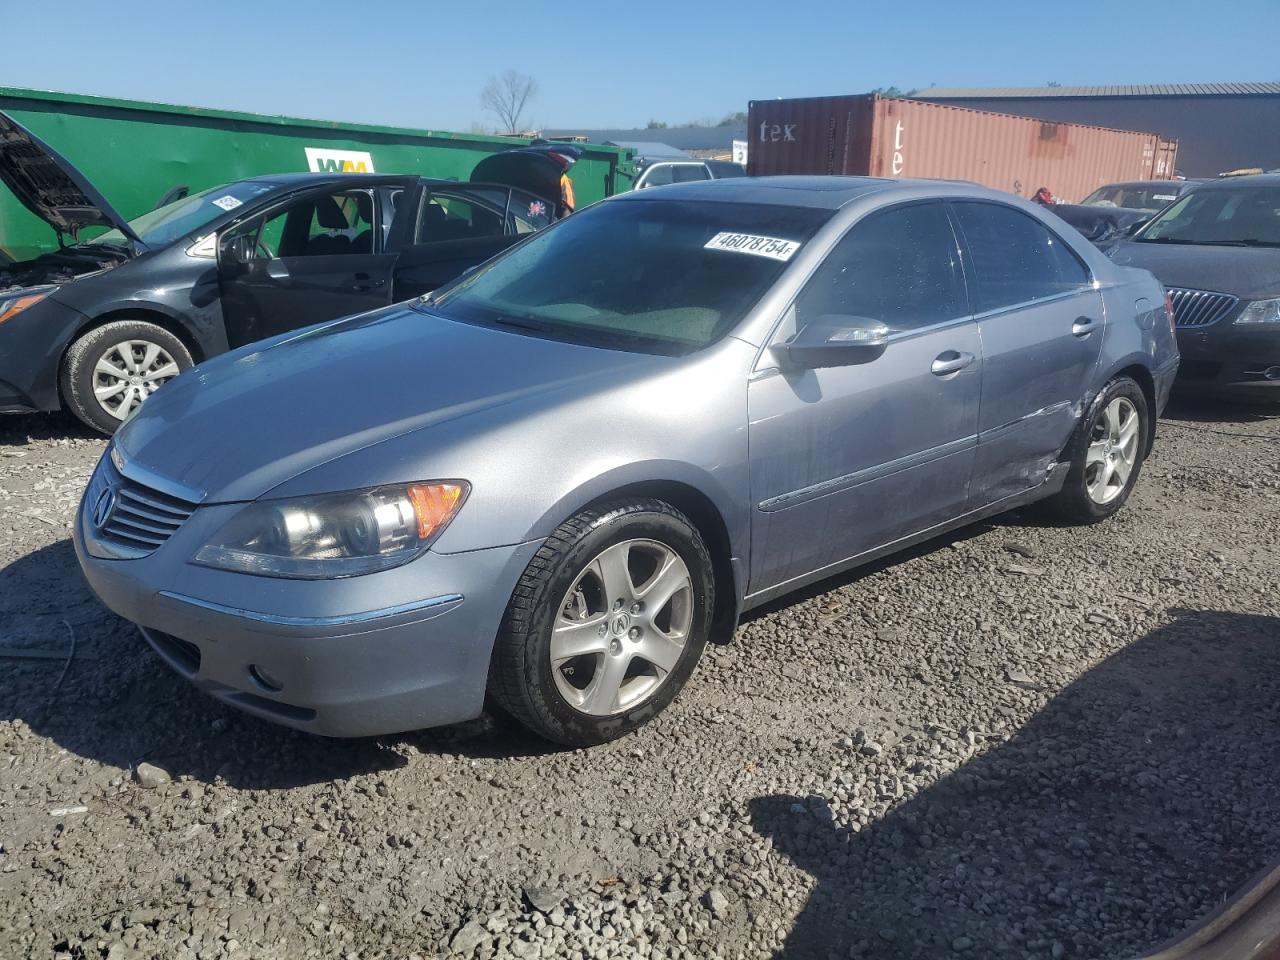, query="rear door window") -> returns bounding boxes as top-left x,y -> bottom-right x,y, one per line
508,189 -> 553,235
951,201 -> 1090,313
416,187 -> 508,243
